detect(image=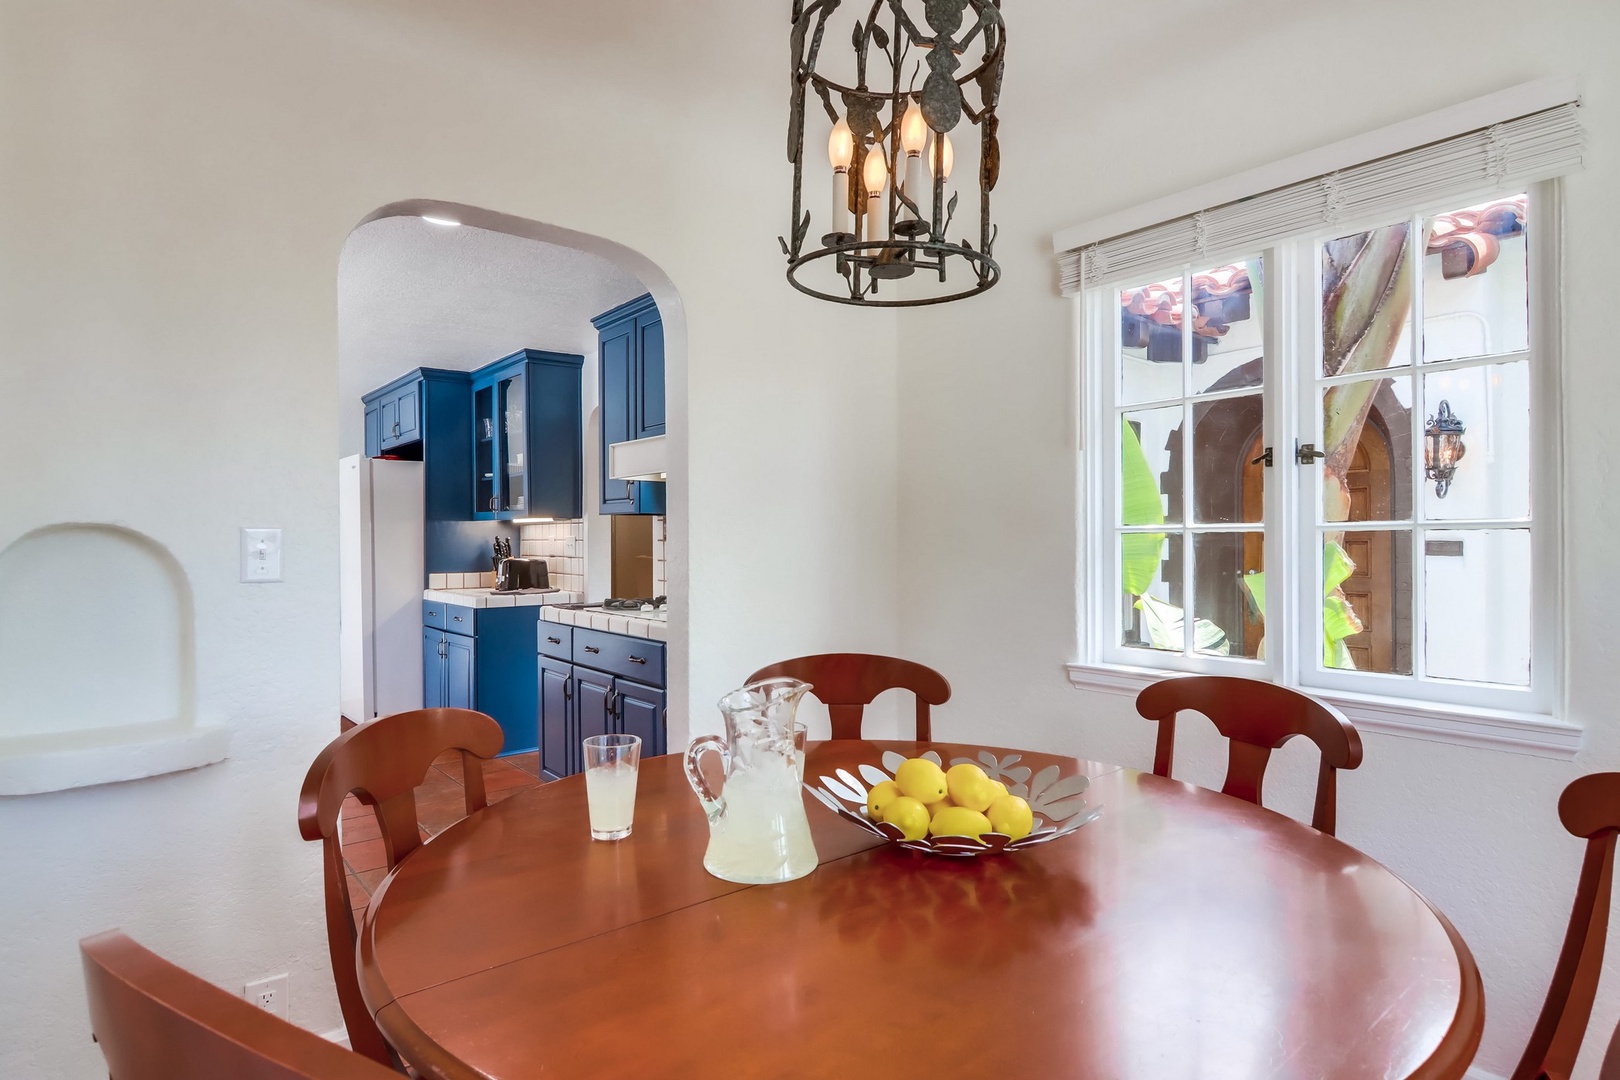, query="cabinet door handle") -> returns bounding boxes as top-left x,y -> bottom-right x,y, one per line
628,655 -> 646,665
438,641 -> 447,659
546,635 -> 563,645
605,689 -> 618,718
452,615 -> 464,623
584,645 -> 600,654
426,609 -> 438,618
564,680 -> 572,702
